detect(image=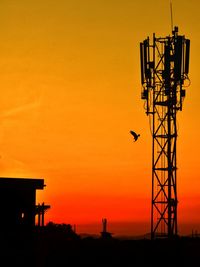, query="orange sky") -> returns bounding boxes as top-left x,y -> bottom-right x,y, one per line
0,0 -> 199,236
